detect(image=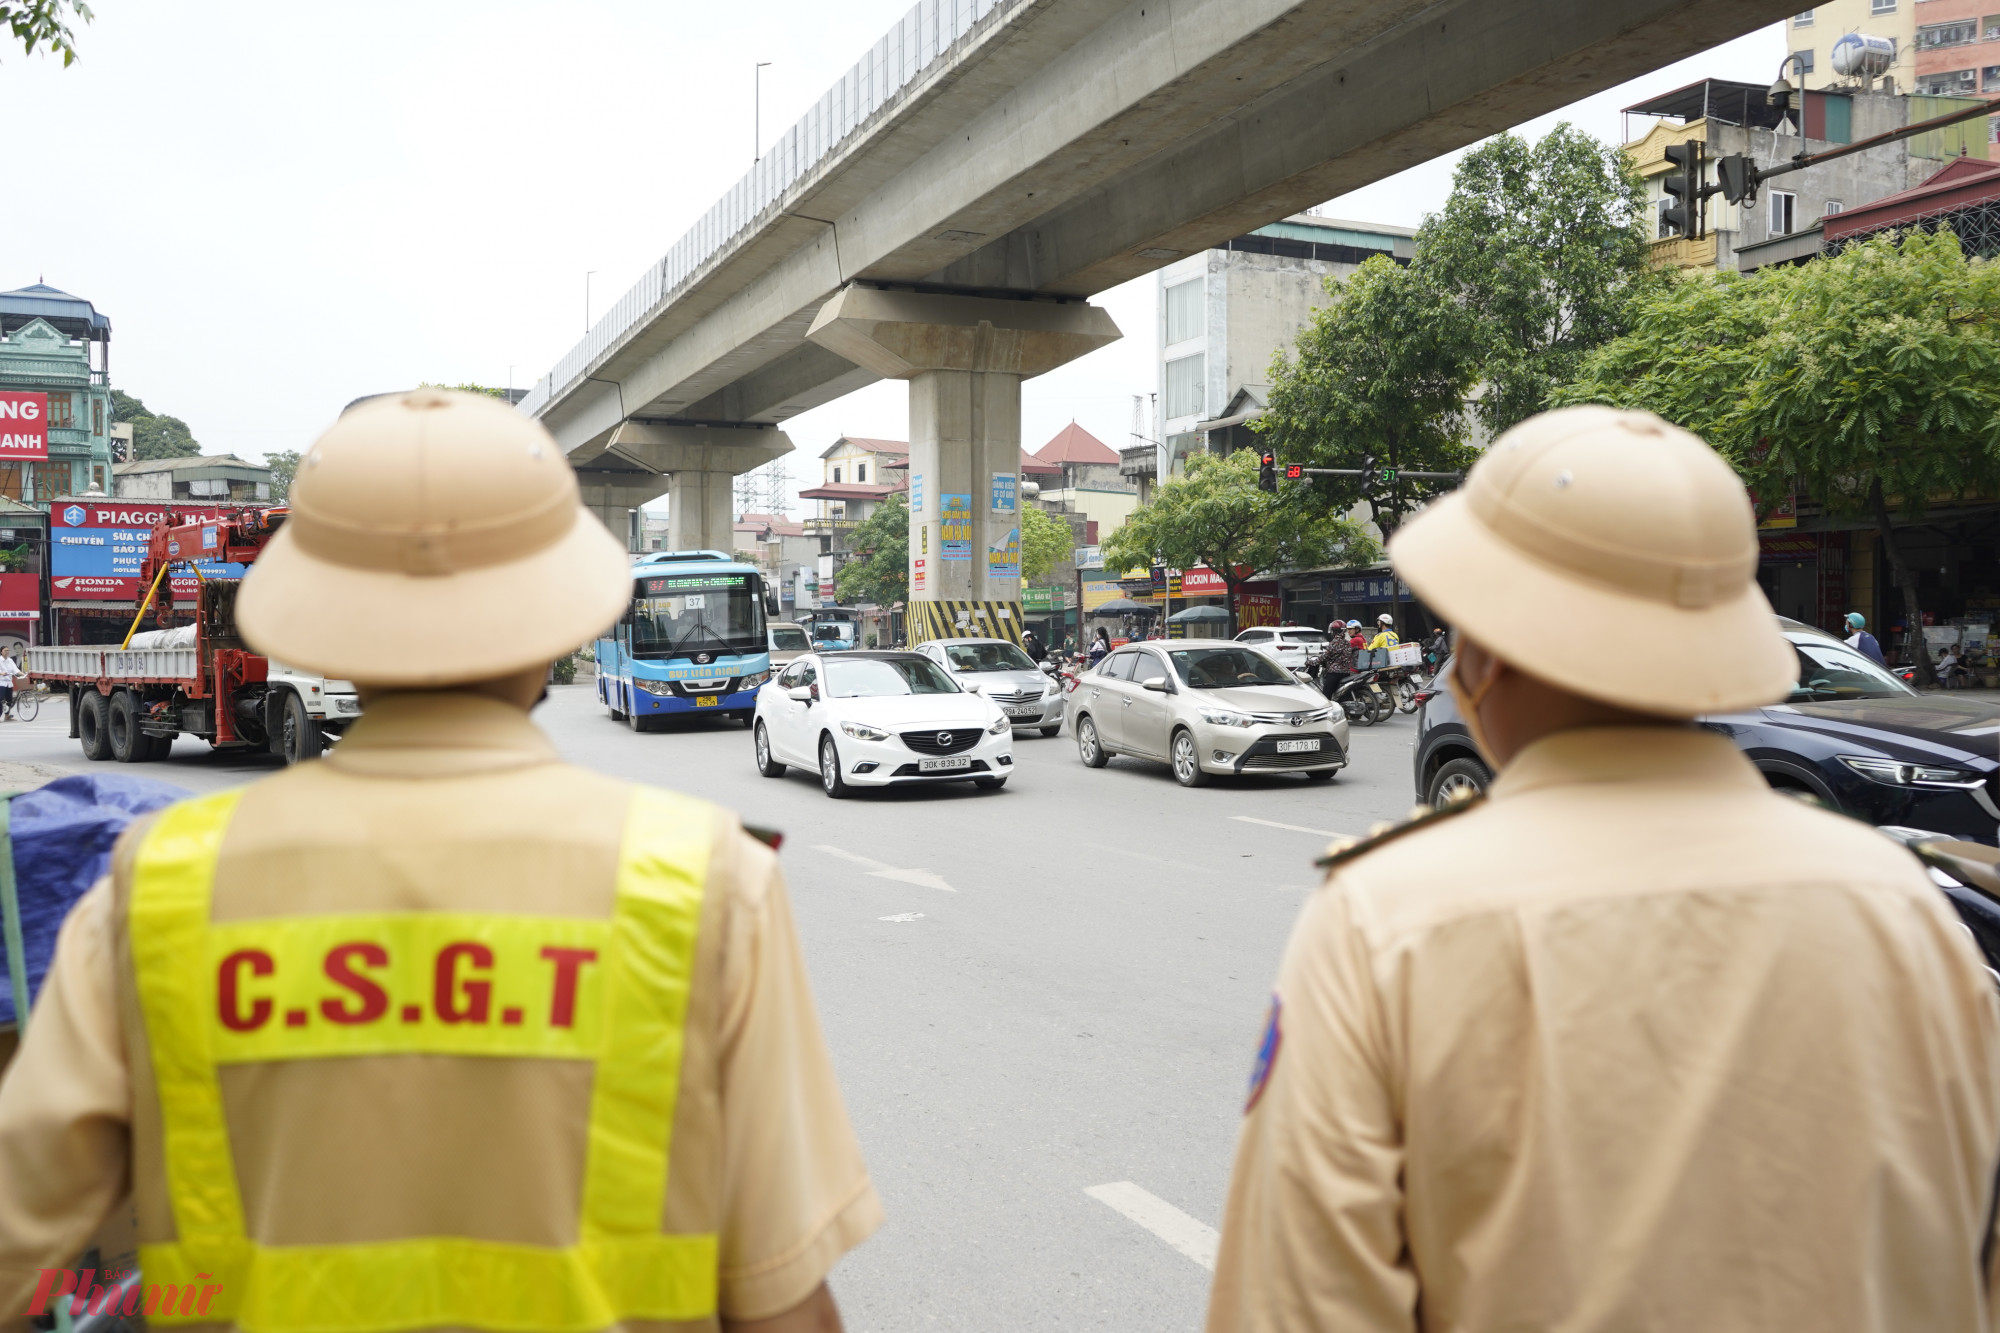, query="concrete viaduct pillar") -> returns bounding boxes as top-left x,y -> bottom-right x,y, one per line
807,287 -> 1117,643
575,422 -> 791,554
